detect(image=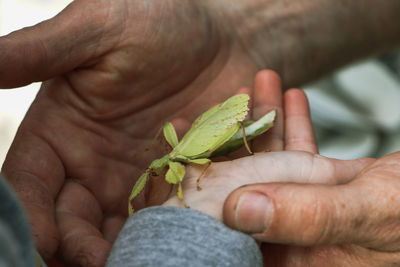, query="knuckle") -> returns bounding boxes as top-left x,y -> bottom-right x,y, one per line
310,155 -> 337,184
